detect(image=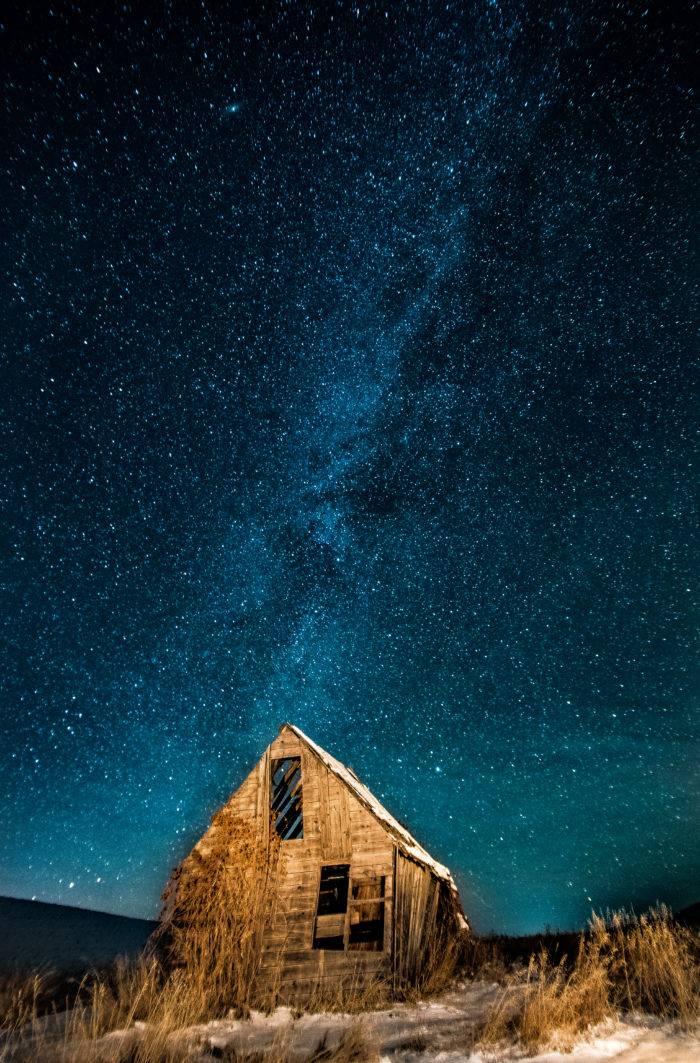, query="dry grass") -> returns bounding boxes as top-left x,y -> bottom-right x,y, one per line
310,1022 -> 377,1061
0,958 -> 183,1062
398,933 -> 461,1003
603,906 -> 699,1021
0,808 -> 286,1062
0,959 -> 383,1061
0,969 -> 61,1030
300,967 -> 390,1016
459,934 -> 509,982
393,882 -> 468,1002
478,906 -> 700,1053
215,1020 -> 376,1062
2,896 -> 696,1061
412,919 -> 464,1000
151,806 -> 284,1019
478,946 -> 609,1052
